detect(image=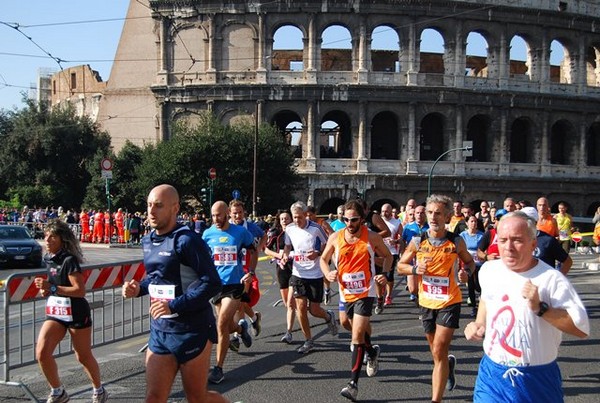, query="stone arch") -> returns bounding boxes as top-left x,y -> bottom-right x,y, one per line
549,38 -> 573,84
171,23 -> 207,73
371,111 -> 399,160
465,31 -> 489,77
271,109 -> 303,157
371,198 -> 399,214
171,109 -> 207,127
320,111 -> 352,158
419,28 -> 445,74
272,24 -> 304,71
419,112 -> 446,161
466,114 -> 492,162
510,117 -> 534,163
587,122 -> 600,166
509,34 -> 531,79
219,107 -> 253,127
587,201 -> 600,217
321,24 -> 353,72
371,25 -> 400,72
220,22 -> 257,71
550,119 -> 578,165
585,43 -> 600,86
320,197 -> 346,214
